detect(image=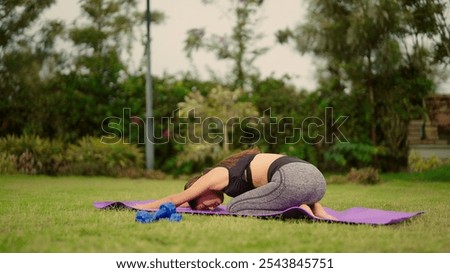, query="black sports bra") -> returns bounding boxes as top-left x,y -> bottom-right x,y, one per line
222,155 -> 309,197
222,154 -> 256,197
